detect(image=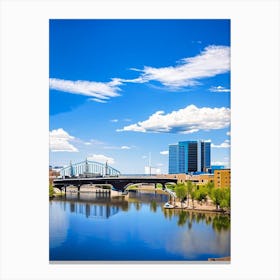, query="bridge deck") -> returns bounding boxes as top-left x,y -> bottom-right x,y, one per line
53,176 -> 178,191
